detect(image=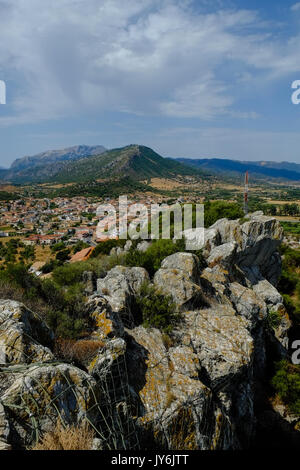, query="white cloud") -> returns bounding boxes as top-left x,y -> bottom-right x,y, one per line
291,3 -> 300,12
0,0 -> 299,126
